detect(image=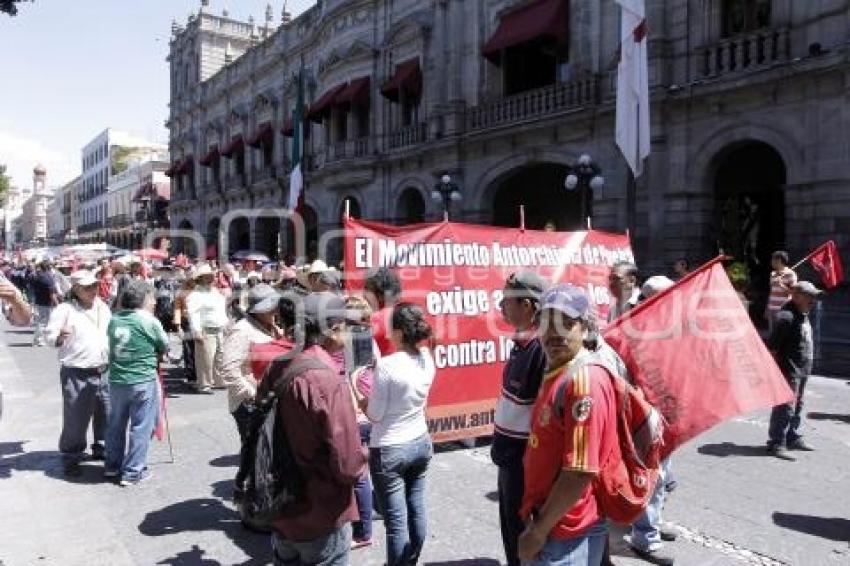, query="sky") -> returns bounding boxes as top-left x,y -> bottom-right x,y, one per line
0,0 -> 314,190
